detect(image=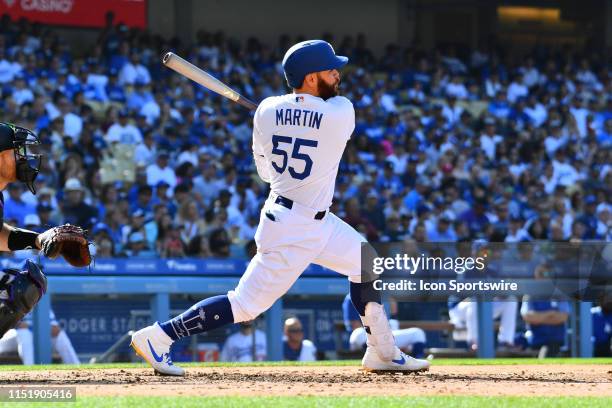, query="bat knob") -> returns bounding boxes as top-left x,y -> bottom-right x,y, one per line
162,52 -> 173,65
